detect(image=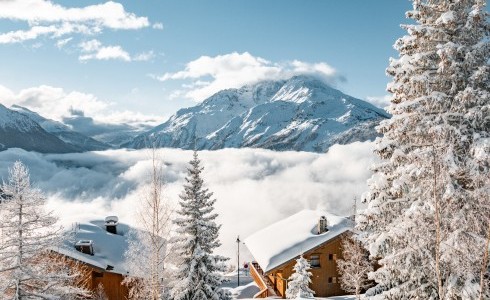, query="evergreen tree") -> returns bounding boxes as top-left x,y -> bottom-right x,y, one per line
285,255 -> 314,299
0,161 -> 88,299
170,152 -> 230,300
358,0 -> 489,299
337,235 -> 373,300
